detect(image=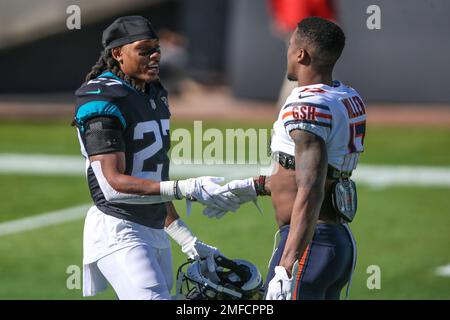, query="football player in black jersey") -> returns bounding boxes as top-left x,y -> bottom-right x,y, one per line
74,16 -> 238,300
